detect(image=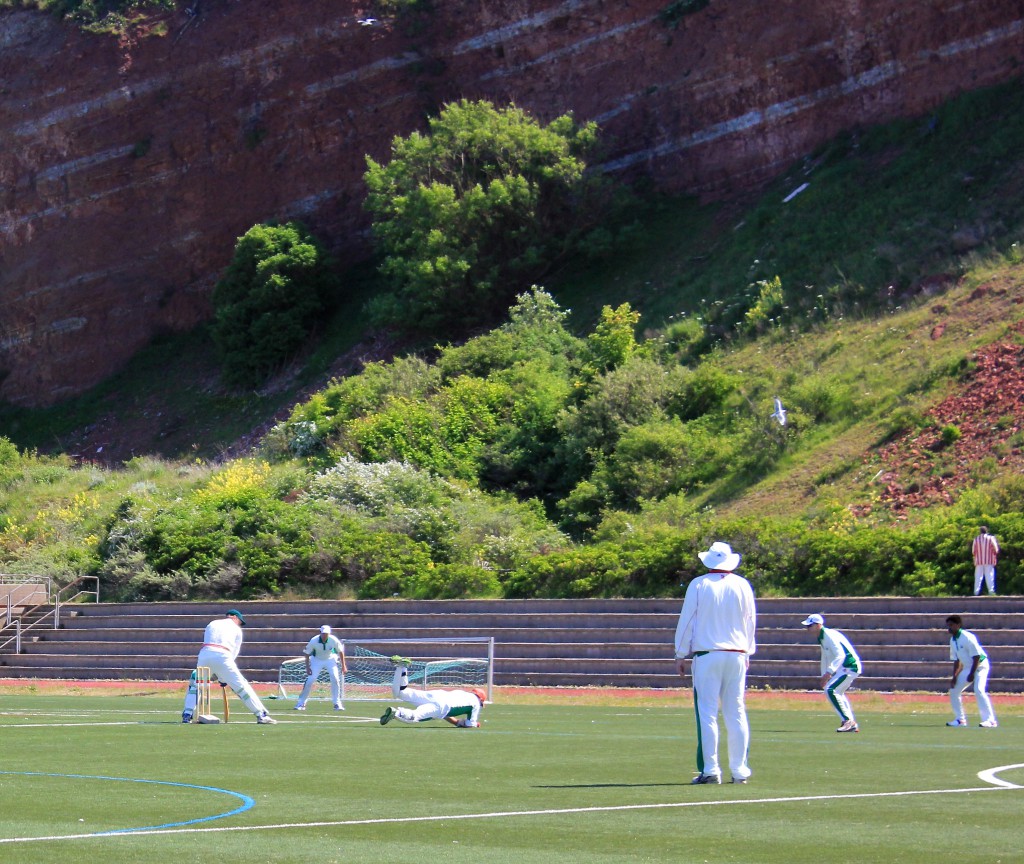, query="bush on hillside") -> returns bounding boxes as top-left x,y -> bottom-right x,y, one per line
211,222 -> 338,388
364,100 -> 609,333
